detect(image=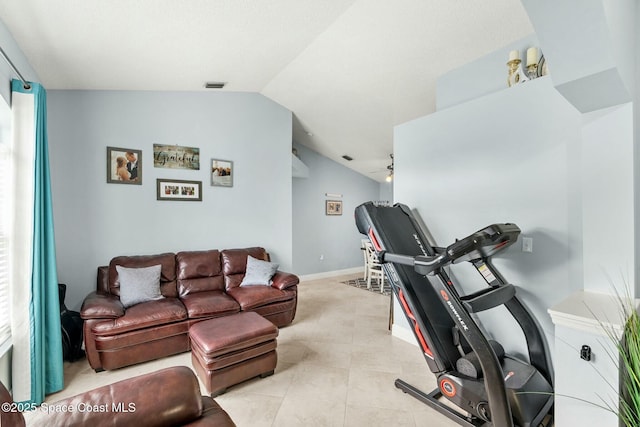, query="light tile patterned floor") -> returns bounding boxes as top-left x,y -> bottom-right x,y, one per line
35,273 -> 462,426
